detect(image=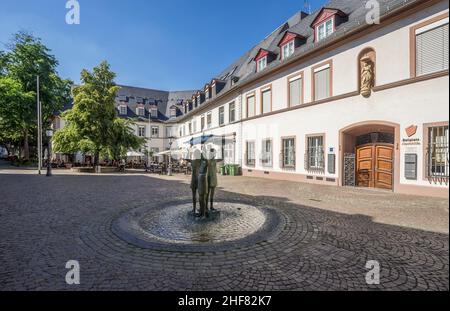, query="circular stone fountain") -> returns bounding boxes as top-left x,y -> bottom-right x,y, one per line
112,201 -> 282,252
